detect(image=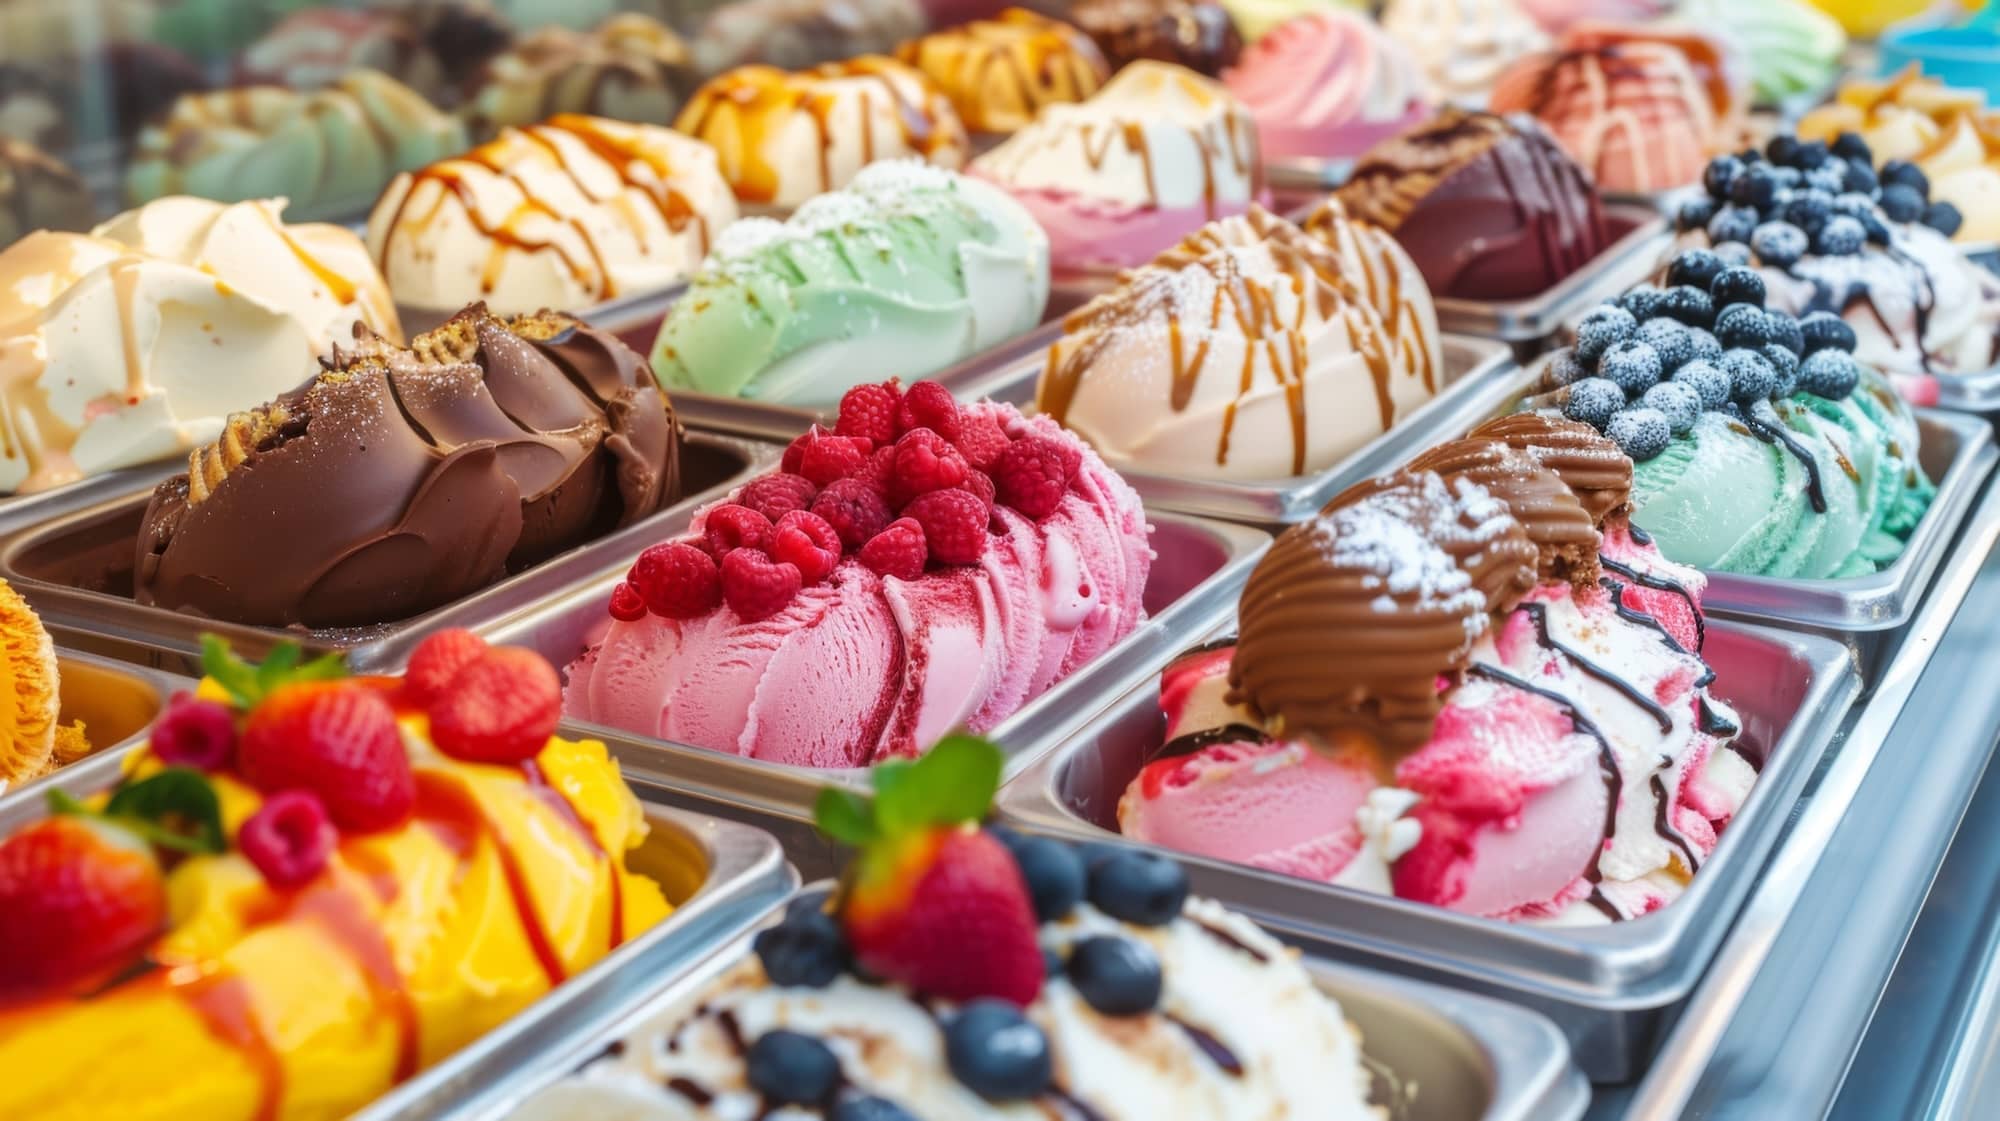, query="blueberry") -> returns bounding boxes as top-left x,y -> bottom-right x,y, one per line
1703,154 -> 1745,201
1879,183 -> 1925,223
1077,842 -> 1131,874
1720,348 -> 1778,402
1799,349 -> 1861,399
1729,166 -> 1780,211
1011,836 -> 1085,923
1714,241 -> 1754,267
1637,318 -> 1693,372
1761,343 -> 1801,396
833,1096 -> 921,1121
1659,284 -> 1715,329
1709,266 -> 1766,310
1765,135 -> 1801,167
1925,201 -> 1964,238
747,1030 -> 842,1105
1750,221 -> 1808,268
1800,310 -> 1857,355
1642,381 -> 1703,435
1666,249 -> 1727,292
787,888 -> 835,921
1606,408 -> 1672,461
1598,339 -> 1662,394
1832,130 -> 1872,163
1794,139 -> 1831,169
1043,946 -> 1065,977
1805,164 -> 1848,196
1677,195 -> 1718,233
1088,850 -> 1189,927
1066,936 -> 1164,1016
1815,214 -> 1865,255
1881,158 -> 1930,196
755,911 -> 850,988
1768,312 -> 1805,357
1781,190 -> 1833,235
1771,165 -> 1804,190
1841,159 -> 1879,196
1618,284 -> 1666,322
1686,327 -> 1723,364
1861,210 -> 1893,245
945,1001 -> 1053,1100
1672,359 -> 1732,409
1563,377 -> 1627,429
1544,349 -> 1593,388
1707,203 -> 1760,245
1574,304 -> 1637,365
1714,303 -> 1776,349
